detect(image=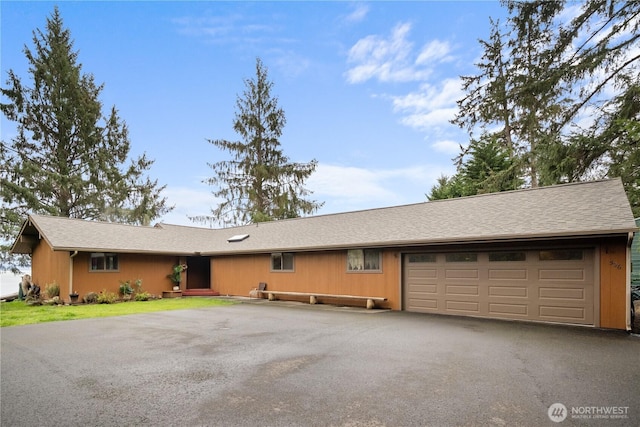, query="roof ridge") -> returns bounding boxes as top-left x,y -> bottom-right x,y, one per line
424,178 -> 619,205
156,179 -> 621,229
